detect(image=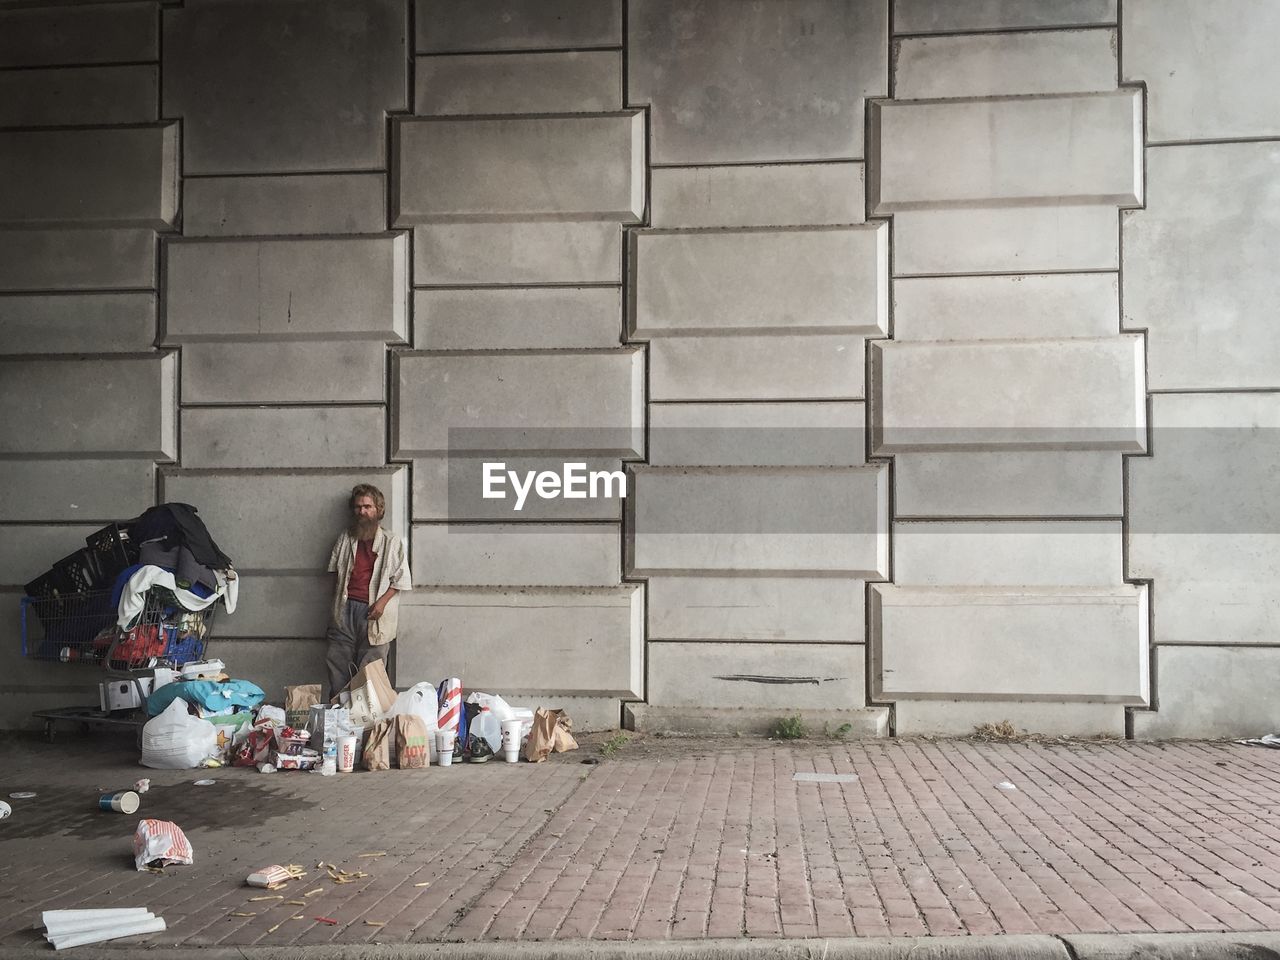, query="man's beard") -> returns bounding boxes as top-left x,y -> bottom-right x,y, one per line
349,516 -> 380,540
